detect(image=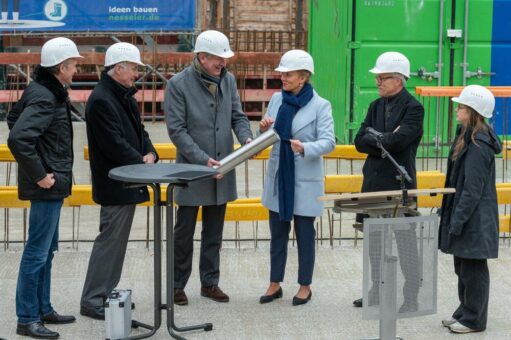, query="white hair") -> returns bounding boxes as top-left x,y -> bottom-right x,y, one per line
396,73 -> 407,86
107,62 -> 129,76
